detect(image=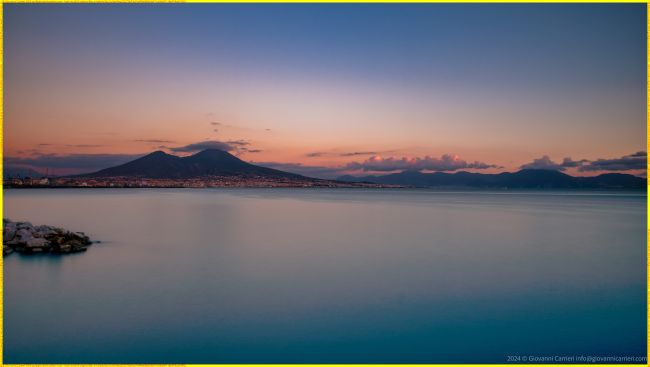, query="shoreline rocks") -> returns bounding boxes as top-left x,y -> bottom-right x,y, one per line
3,219 -> 96,255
